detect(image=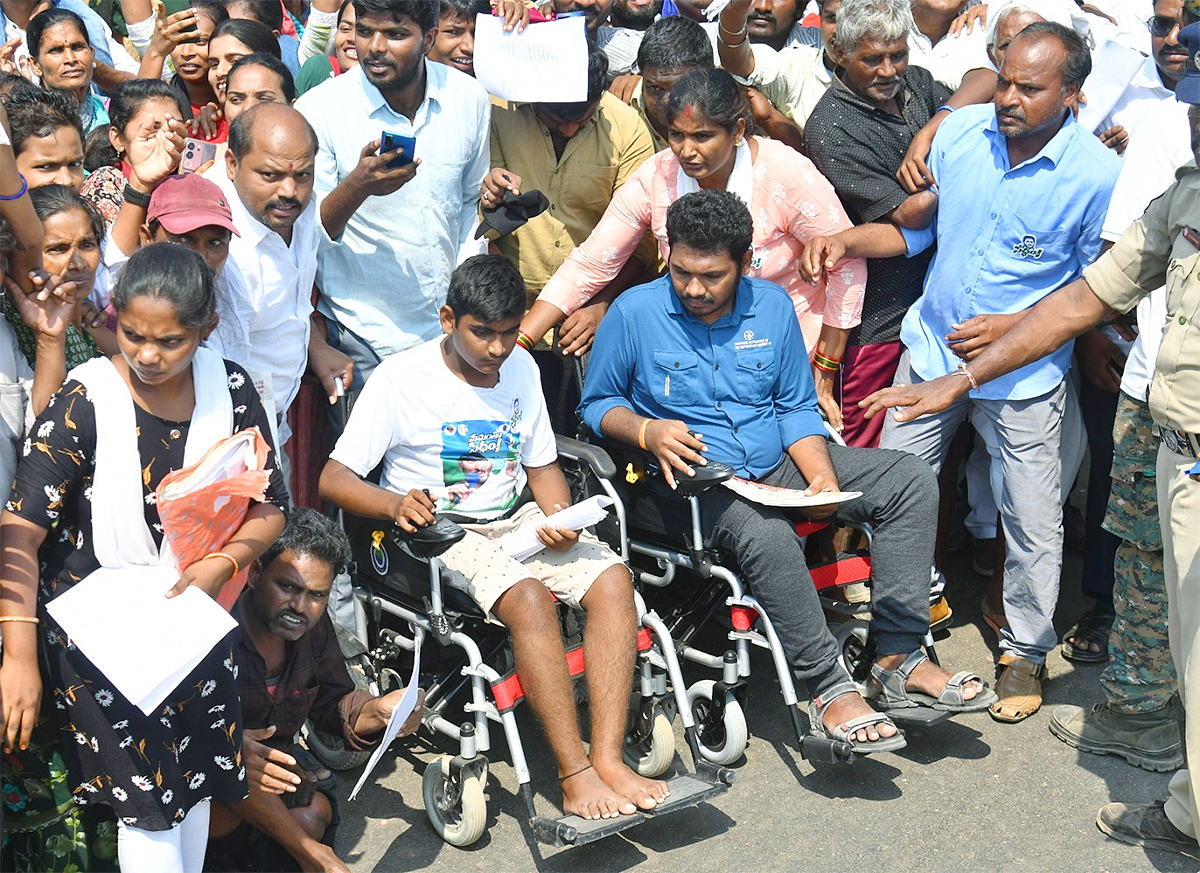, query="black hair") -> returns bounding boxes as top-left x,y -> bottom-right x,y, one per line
337,0 -> 355,21
30,179 -> 95,229
191,0 -> 230,26
665,67 -> 754,136
446,254 -> 527,323
636,15 -> 713,75
535,42 -> 608,123
439,0 -> 488,18
227,51 -> 296,101
1011,20 -> 1091,91
0,214 -> 15,258
27,8 -> 90,58
112,242 -> 216,330
210,17 -> 281,57
224,0 -> 284,32
666,189 -> 753,264
84,123 -> 119,171
108,77 -> 186,139
29,183 -> 104,243
352,0 -> 441,33
168,0 -> 229,119
5,83 -> 84,156
260,507 -> 353,576
227,101 -> 317,160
